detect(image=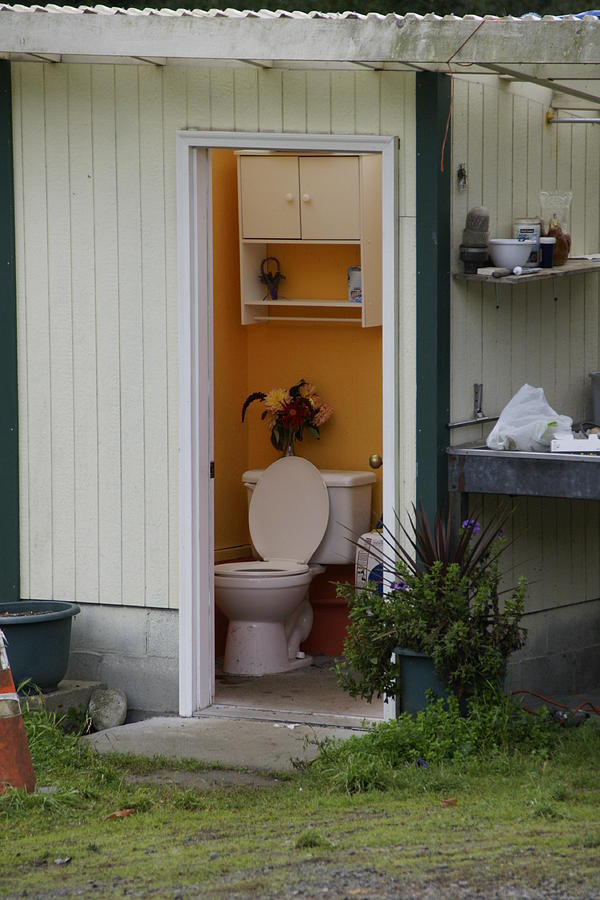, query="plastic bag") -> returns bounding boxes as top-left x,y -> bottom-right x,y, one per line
486,384 -> 572,452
